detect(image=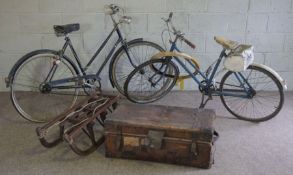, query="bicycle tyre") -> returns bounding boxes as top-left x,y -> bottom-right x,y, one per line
220,65 -> 284,122
124,59 -> 179,104
110,40 -> 164,95
10,50 -> 80,123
